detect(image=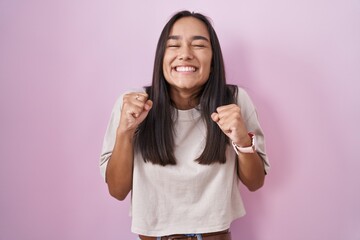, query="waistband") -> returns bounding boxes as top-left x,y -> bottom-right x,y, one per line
139,229 -> 231,240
